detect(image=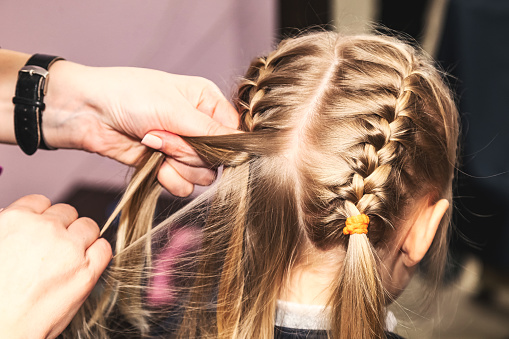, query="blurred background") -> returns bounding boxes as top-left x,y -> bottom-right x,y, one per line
1,0 -> 508,338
